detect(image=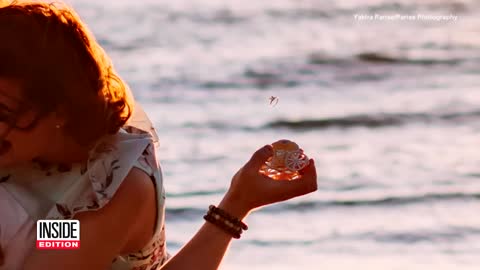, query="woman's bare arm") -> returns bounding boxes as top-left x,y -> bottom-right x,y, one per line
160,147 -> 317,270
24,146 -> 318,270
23,167 -> 158,270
